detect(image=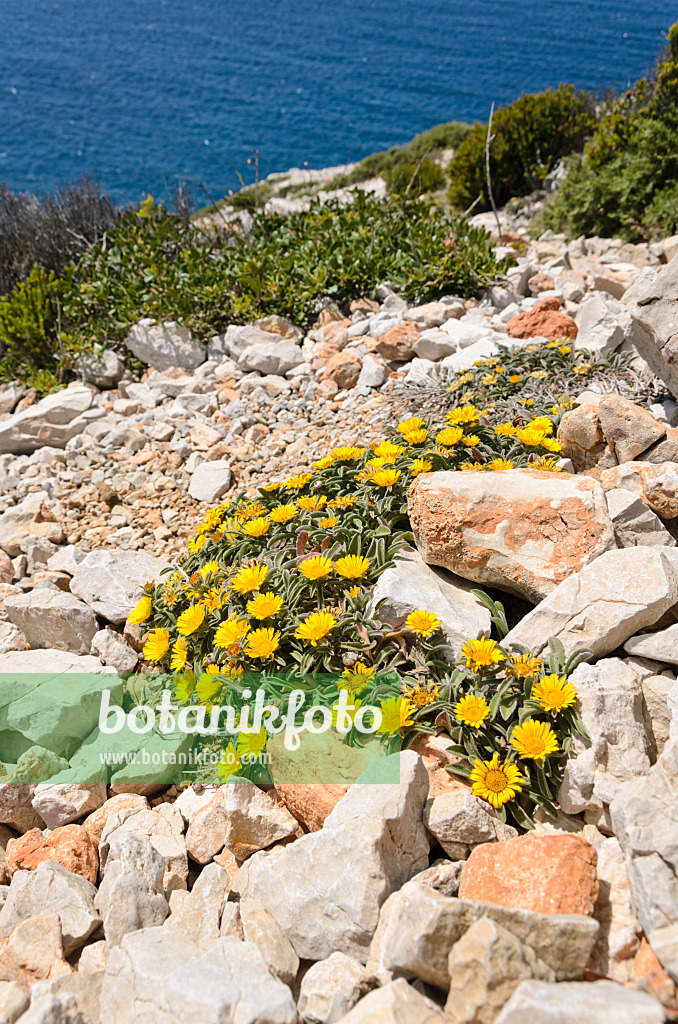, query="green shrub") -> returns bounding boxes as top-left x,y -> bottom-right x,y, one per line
332,121 -> 471,188
385,160 -> 446,196
447,85 -> 595,212
539,22 -> 678,240
0,267 -> 66,380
